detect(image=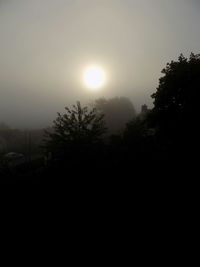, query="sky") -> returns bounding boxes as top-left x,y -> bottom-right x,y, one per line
0,0 -> 200,128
